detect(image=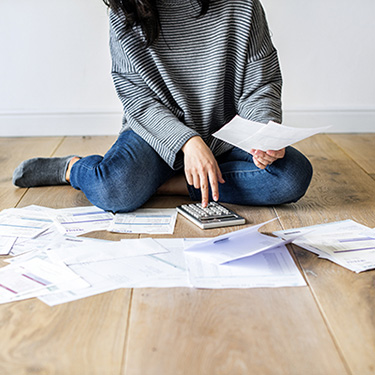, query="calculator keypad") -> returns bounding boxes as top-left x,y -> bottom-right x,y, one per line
176,202 -> 246,229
